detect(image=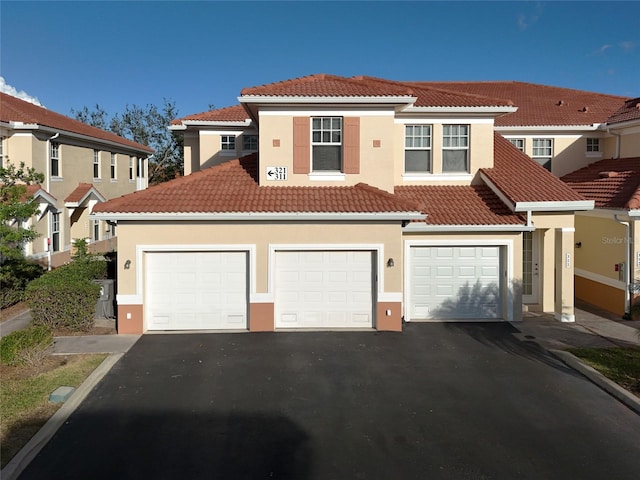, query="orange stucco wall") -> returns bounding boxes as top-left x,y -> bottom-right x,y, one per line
117,304 -> 144,334
250,303 -> 275,331
376,302 -> 402,331
575,276 -> 625,317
